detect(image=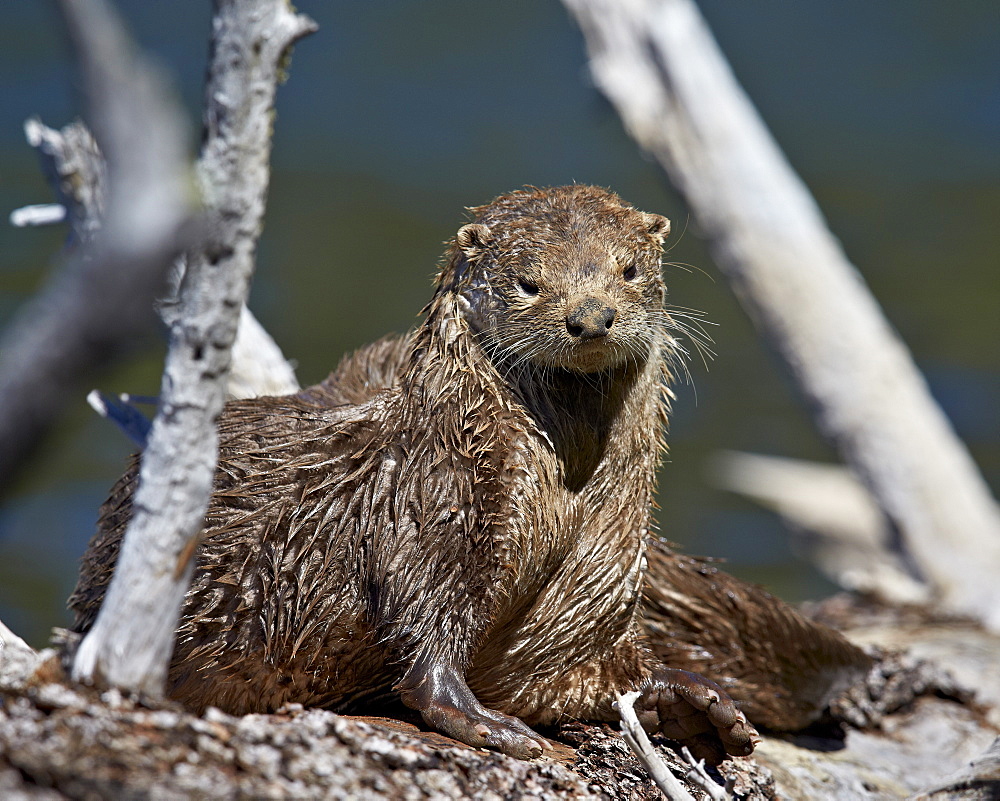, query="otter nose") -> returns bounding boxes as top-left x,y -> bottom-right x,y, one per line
566,297 -> 617,340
